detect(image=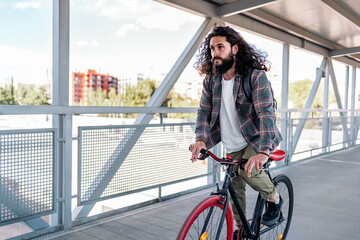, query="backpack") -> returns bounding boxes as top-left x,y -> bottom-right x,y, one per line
243,69 -> 278,109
